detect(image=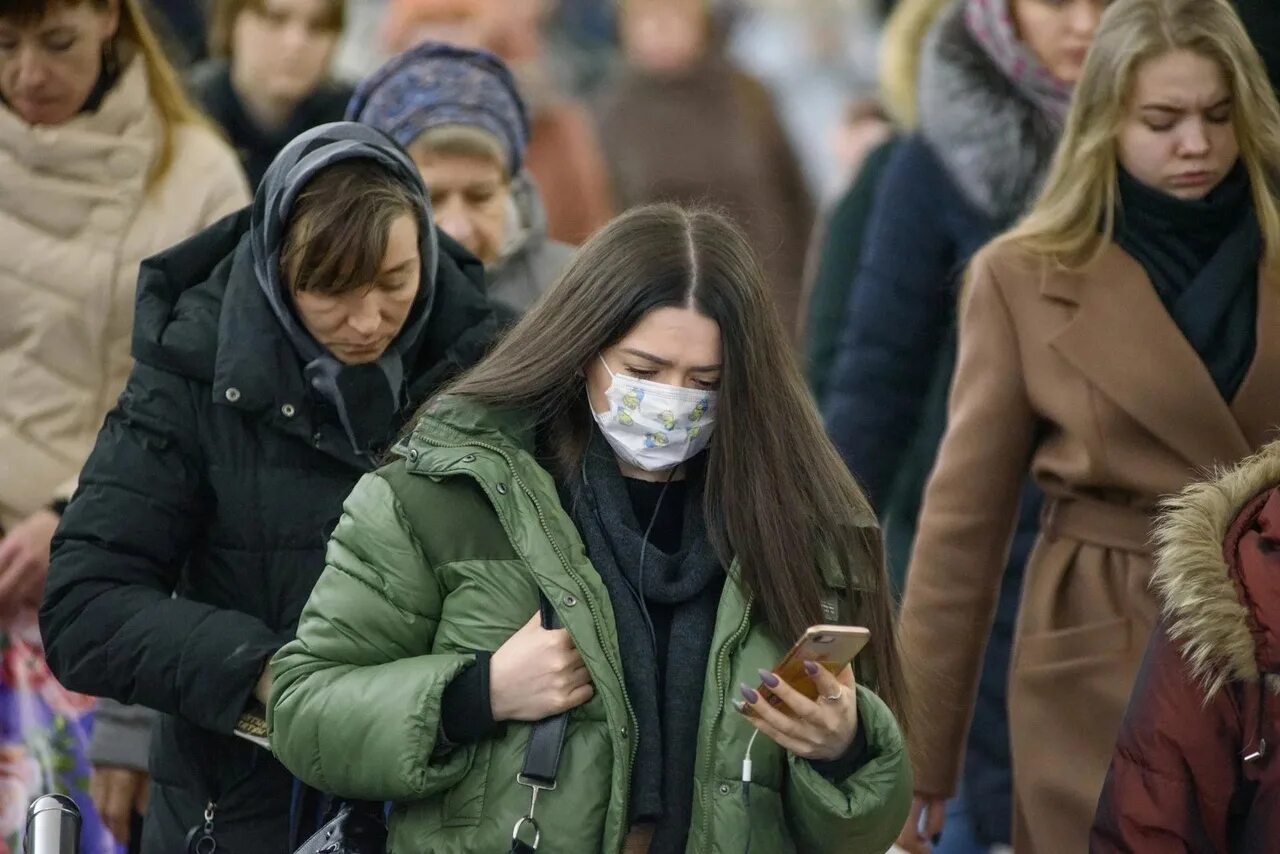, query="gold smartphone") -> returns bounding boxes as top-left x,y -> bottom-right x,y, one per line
742,625 -> 870,717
